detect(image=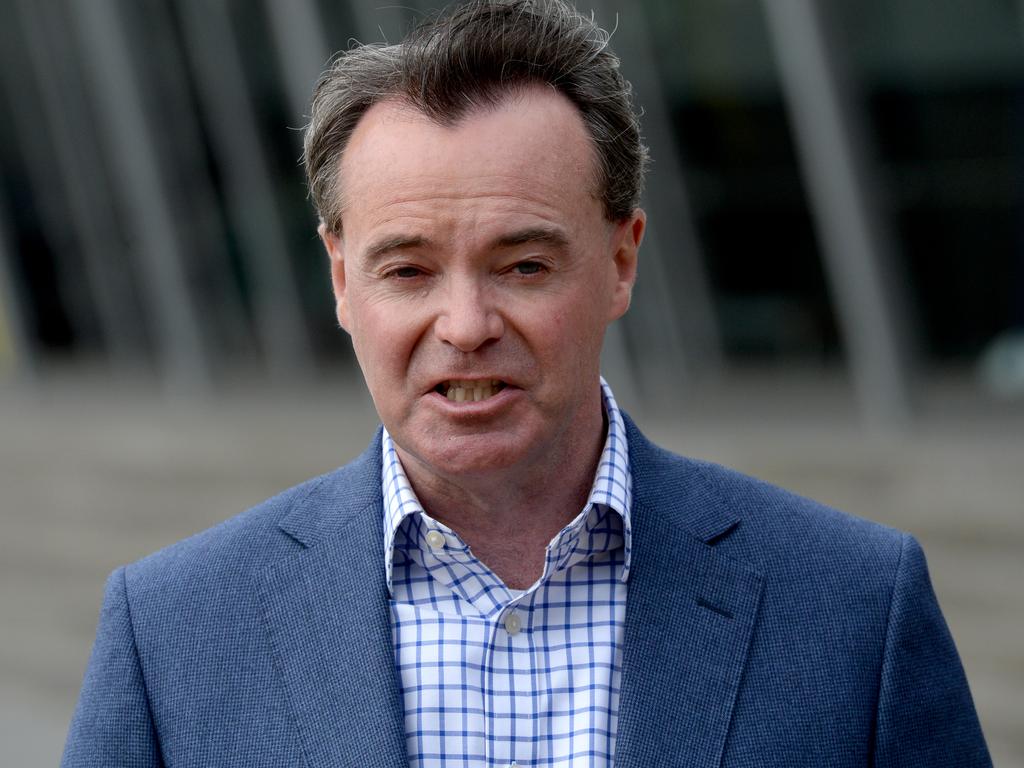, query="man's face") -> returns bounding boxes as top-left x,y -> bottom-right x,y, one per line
320,88 -> 644,483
